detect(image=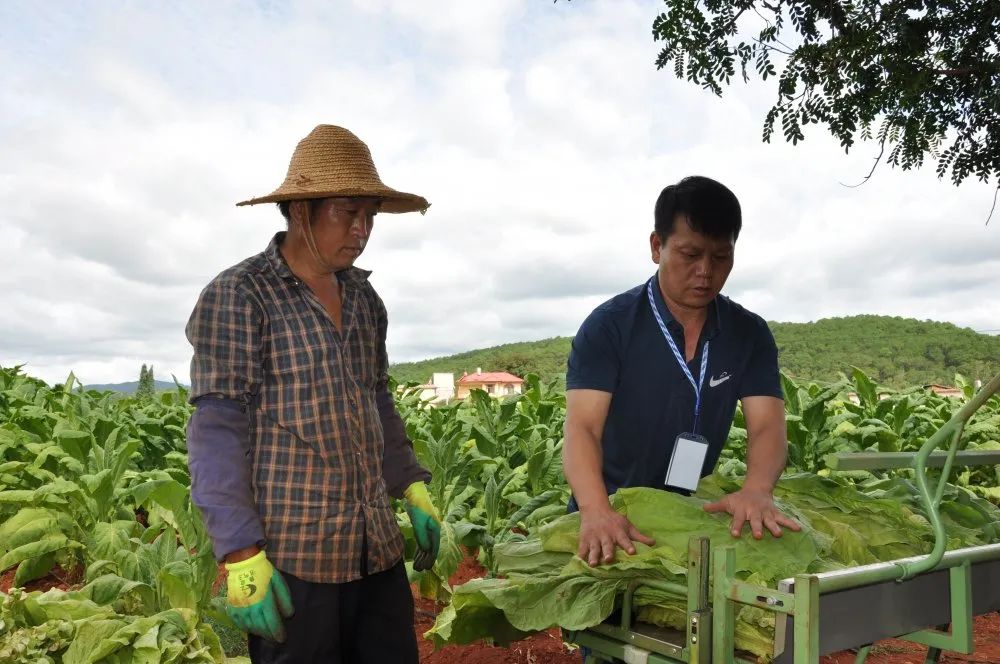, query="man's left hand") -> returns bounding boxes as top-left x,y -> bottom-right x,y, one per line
703,487 -> 801,539
404,481 -> 441,571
